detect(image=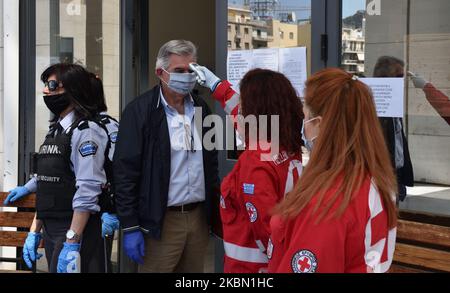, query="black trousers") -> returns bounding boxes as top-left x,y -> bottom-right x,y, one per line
42,214 -> 105,273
